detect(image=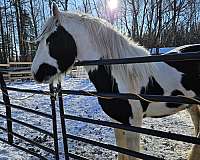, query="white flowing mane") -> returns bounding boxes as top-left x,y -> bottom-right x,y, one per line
77,14 -> 157,87
37,12 -> 158,91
